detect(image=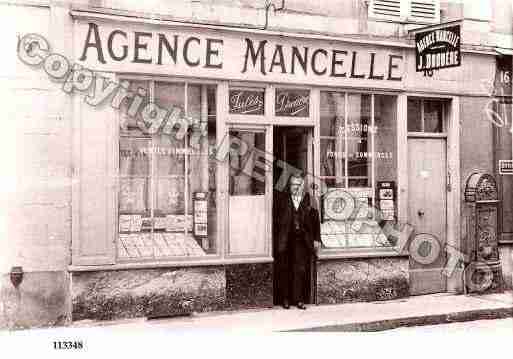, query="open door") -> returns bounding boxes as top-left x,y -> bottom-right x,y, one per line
272,126 -> 315,305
